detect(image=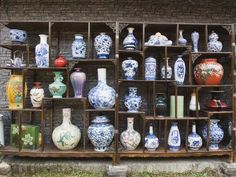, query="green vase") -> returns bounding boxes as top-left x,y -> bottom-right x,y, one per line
156,93 -> 167,117
49,72 -> 67,98
170,95 -> 184,118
